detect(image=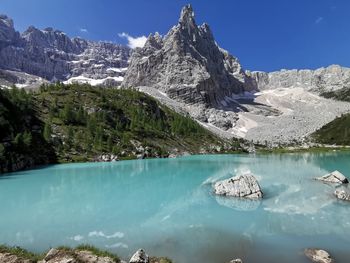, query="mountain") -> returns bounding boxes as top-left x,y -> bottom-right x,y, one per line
1,6 -> 350,146
0,15 -> 131,89
123,5 -> 254,107
122,5 -> 350,144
